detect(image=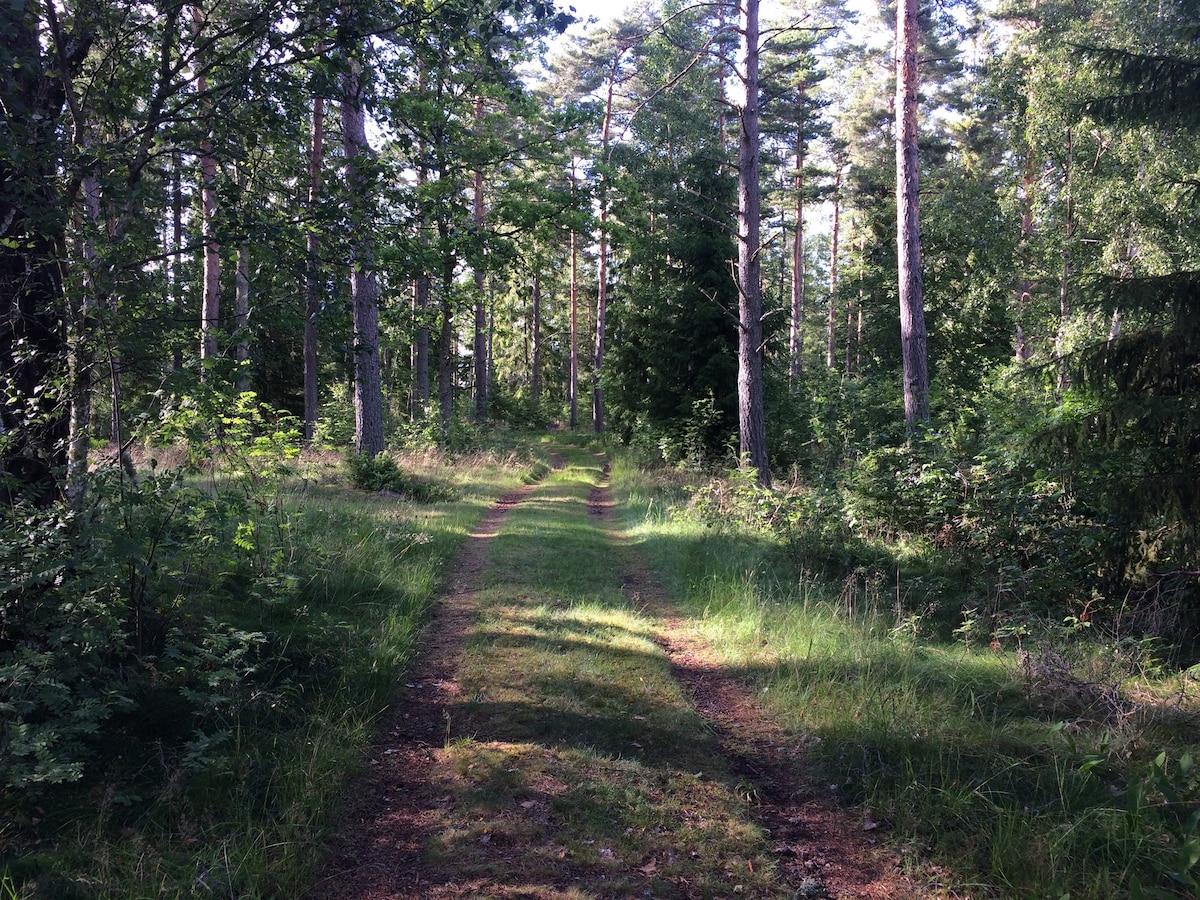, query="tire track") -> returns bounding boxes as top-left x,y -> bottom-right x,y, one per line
588,457 -> 921,900
311,466 -> 555,900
